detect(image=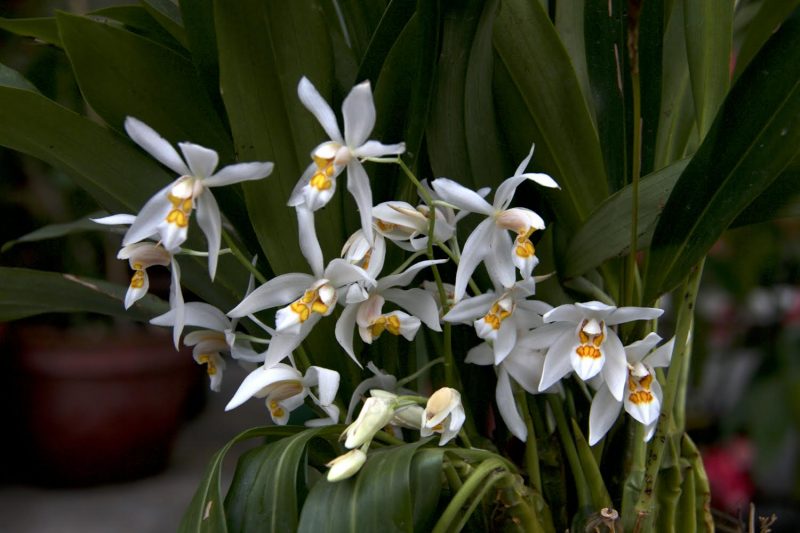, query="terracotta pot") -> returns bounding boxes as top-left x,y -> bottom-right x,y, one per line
12,325 -> 200,486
